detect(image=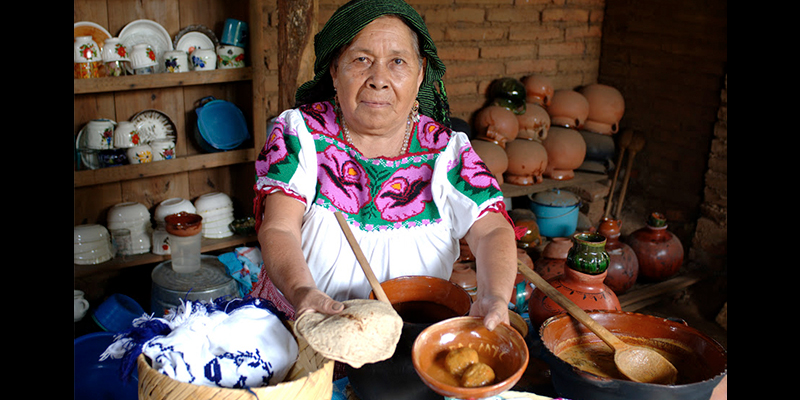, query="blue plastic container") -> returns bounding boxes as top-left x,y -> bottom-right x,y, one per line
74,332 -> 138,400
194,97 -> 250,152
91,293 -> 145,333
529,189 -> 581,238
